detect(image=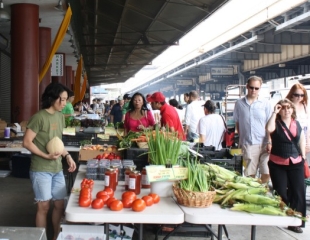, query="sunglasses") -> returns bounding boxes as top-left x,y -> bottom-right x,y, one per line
248,86 -> 260,91
281,105 -> 291,110
292,93 -> 304,98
